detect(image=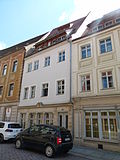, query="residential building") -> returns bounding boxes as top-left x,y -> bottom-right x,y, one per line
0,34 -> 46,122
18,16 -> 86,133
72,9 -> 120,152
